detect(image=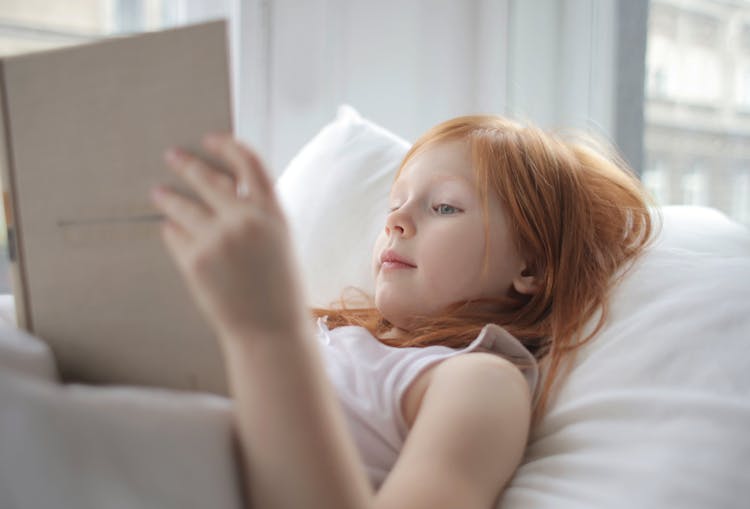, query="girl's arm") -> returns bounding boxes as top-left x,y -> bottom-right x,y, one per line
220,325 -> 374,509
151,135 -> 531,509
152,134 -> 374,509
